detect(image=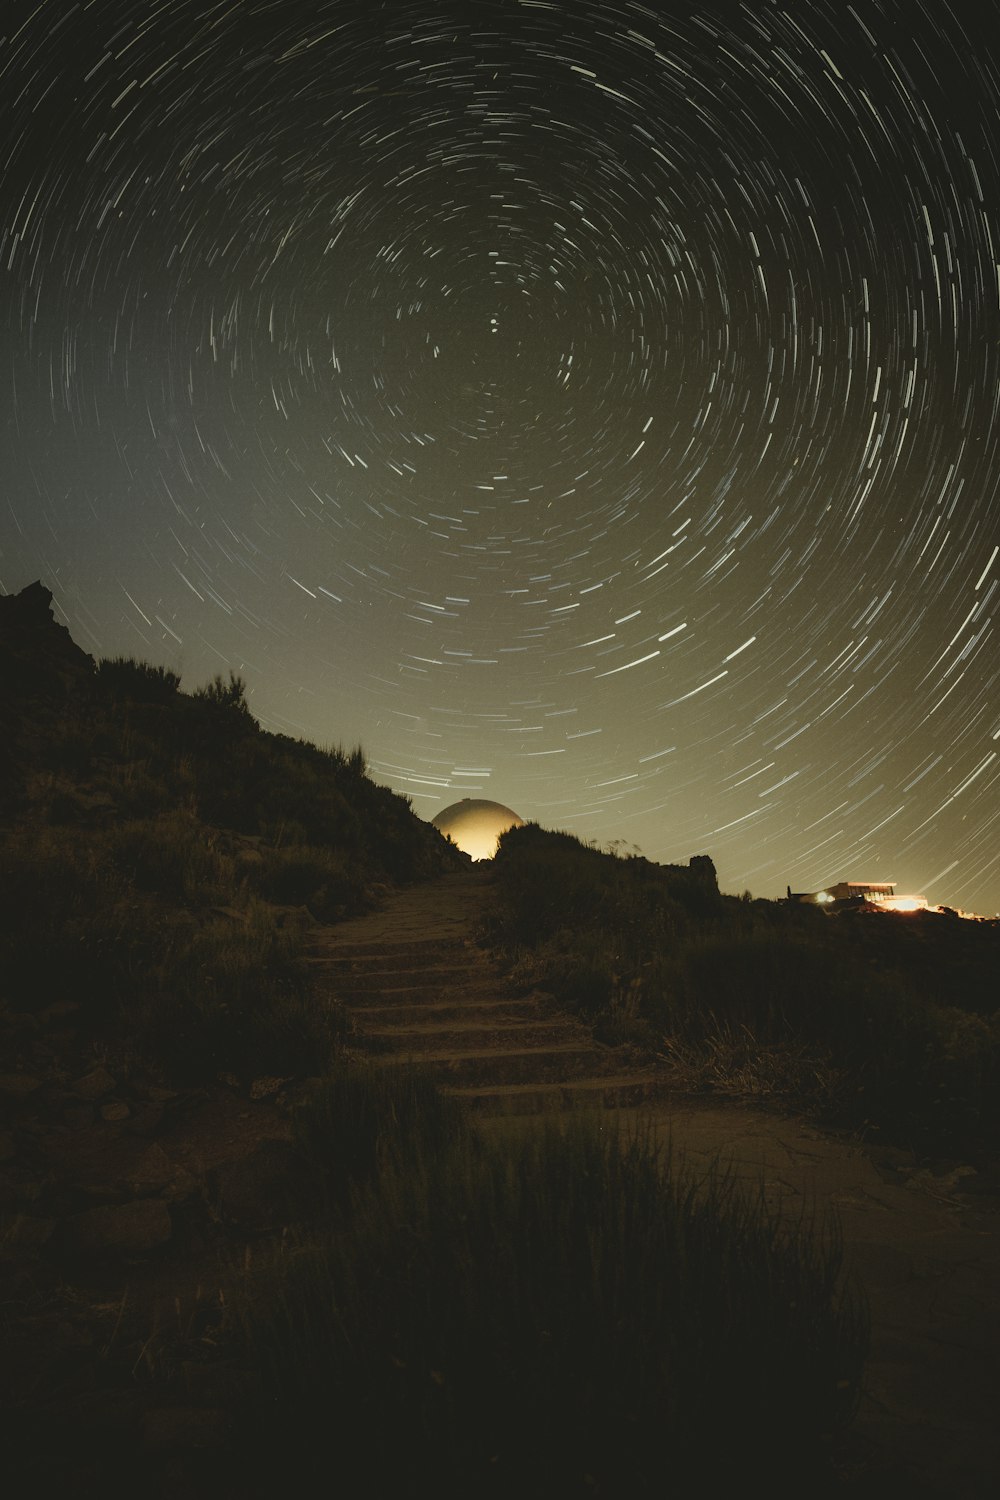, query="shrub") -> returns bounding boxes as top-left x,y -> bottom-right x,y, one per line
290,1060 -> 470,1207
193,669 -> 252,714
653,931 -> 1000,1141
97,655 -> 180,702
0,823 -> 343,1082
128,902 -> 345,1084
0,824 -> 130,1015
331,742 -> 367,776
110,810 -> 231,904
250,842 -> 358,919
